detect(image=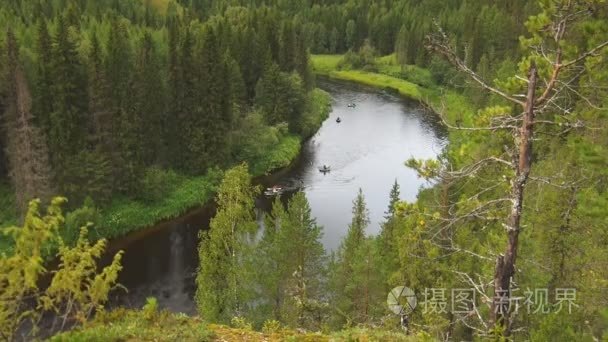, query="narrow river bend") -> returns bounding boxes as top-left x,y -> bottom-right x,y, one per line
109,79 -> 447,314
